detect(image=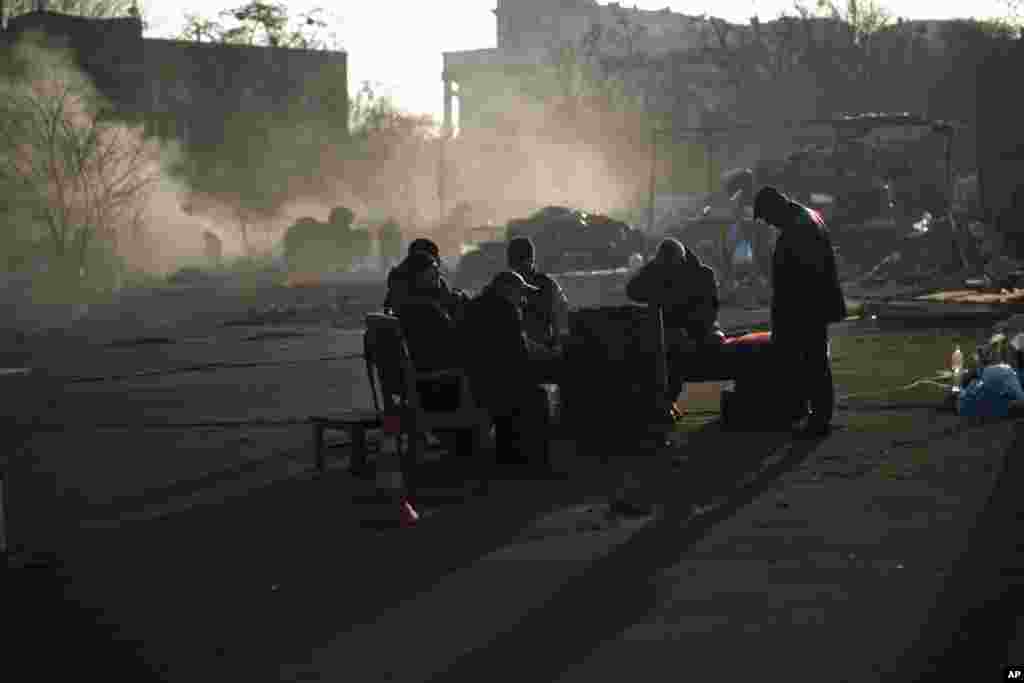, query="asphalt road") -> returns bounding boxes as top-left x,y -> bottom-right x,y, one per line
4,278 -> 1022,681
